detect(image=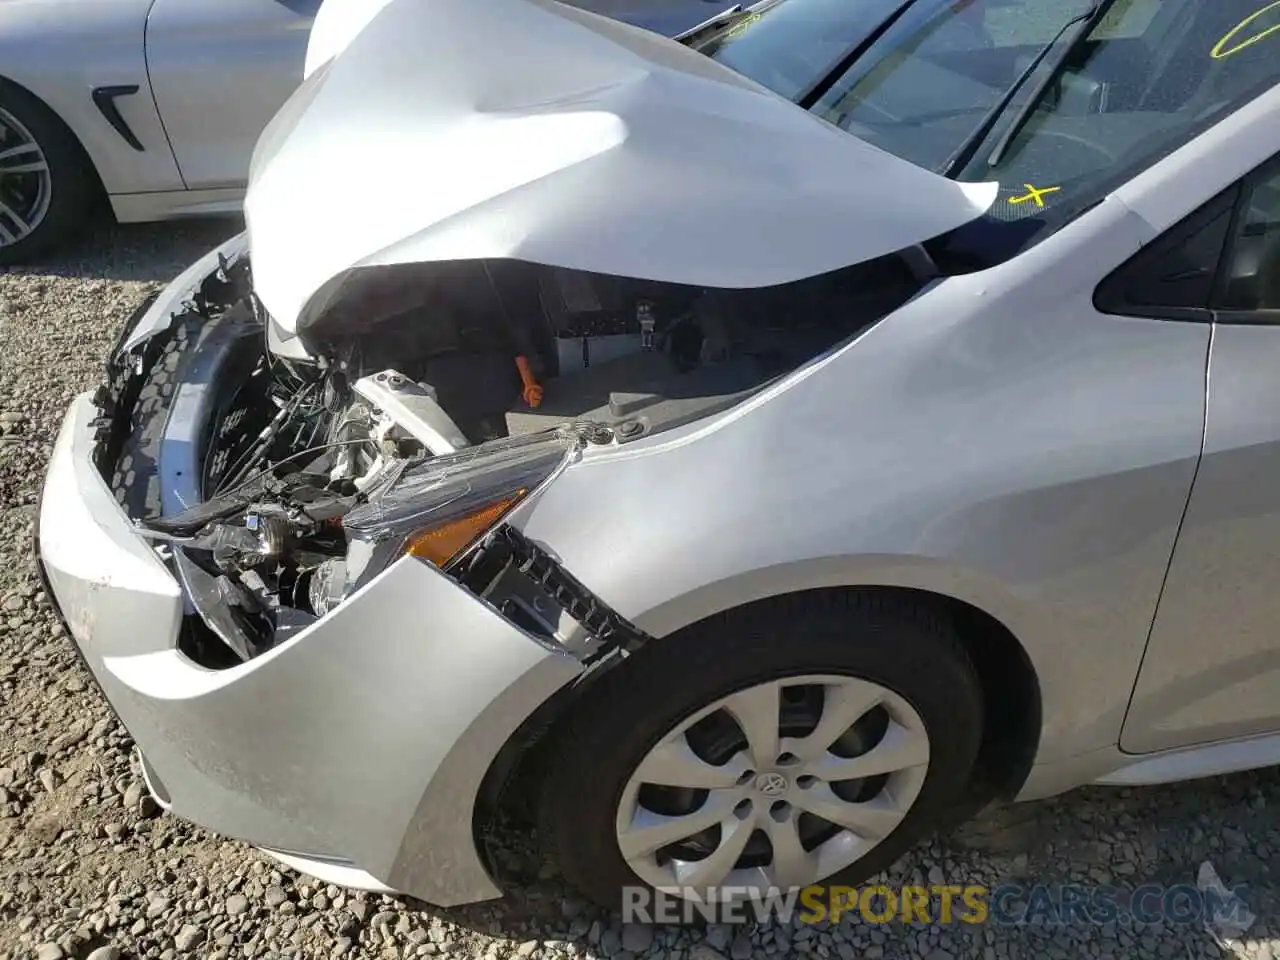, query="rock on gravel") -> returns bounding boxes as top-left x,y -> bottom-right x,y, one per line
0,220 -> 1278,960
173,923 -> 205,951
620,923 -> 653,953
